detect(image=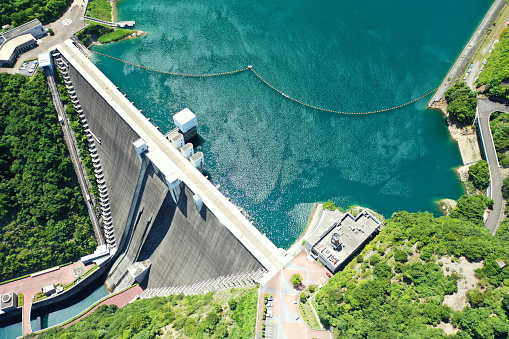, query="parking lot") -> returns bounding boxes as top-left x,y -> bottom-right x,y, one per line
18,59 -> 39,76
